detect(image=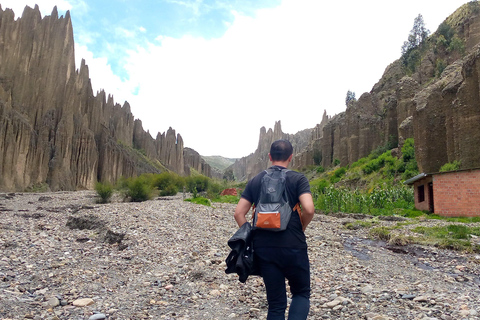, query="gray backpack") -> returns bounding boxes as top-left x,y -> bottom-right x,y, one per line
252,168 -> 293,231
